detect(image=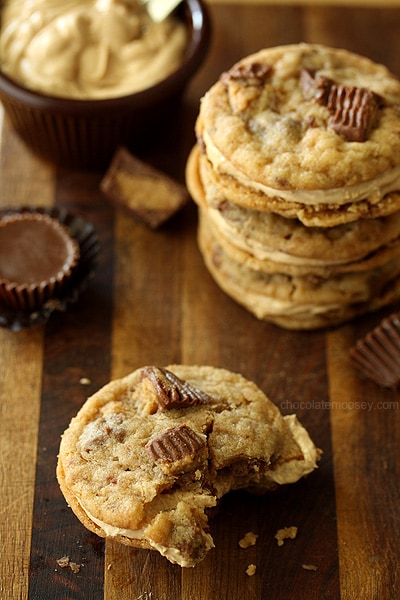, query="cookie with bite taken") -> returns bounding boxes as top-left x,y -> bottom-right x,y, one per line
57,364 -> 320,567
